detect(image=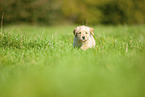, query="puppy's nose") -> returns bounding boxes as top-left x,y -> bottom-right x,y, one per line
82,36 -> 85,39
